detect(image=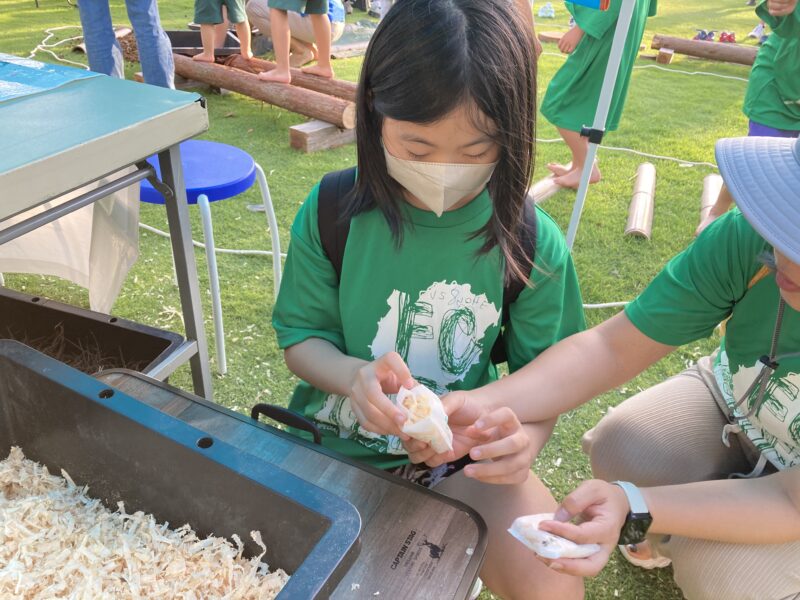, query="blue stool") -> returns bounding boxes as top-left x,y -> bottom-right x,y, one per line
140,140 -> 282,375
